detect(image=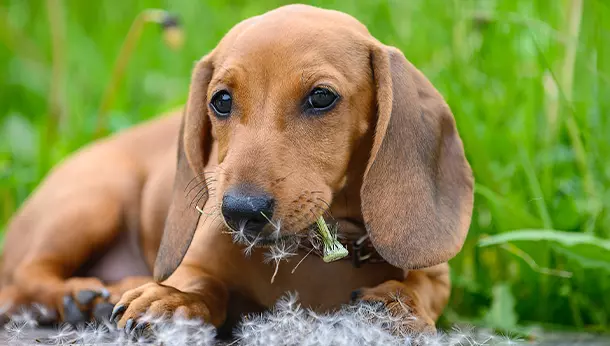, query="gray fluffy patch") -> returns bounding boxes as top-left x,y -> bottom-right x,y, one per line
2,293 -> 522,346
